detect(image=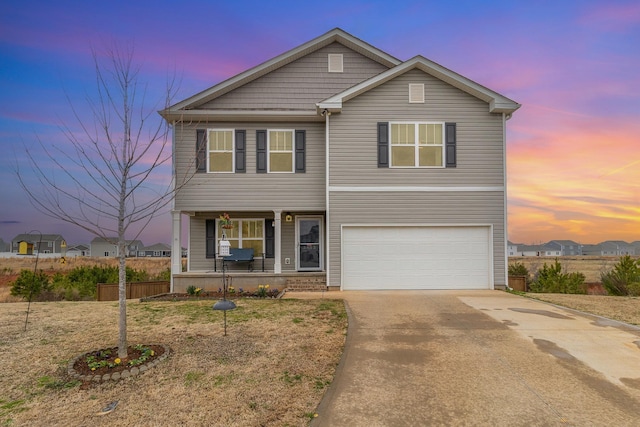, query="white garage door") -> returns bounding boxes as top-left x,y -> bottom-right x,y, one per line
341,226 -> 492,290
